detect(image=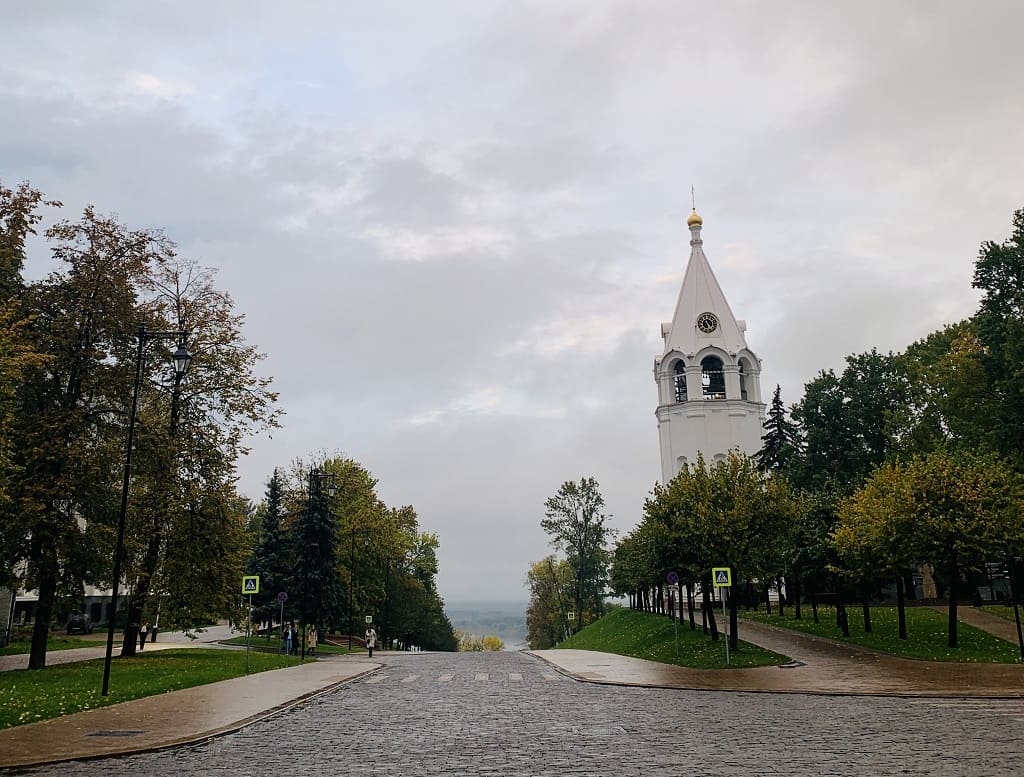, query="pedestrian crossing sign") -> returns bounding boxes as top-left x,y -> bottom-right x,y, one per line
712,567 -> 731,588
242,575 -> 260,594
